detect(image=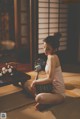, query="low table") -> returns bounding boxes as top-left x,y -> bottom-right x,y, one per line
0,70 -> 31,87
